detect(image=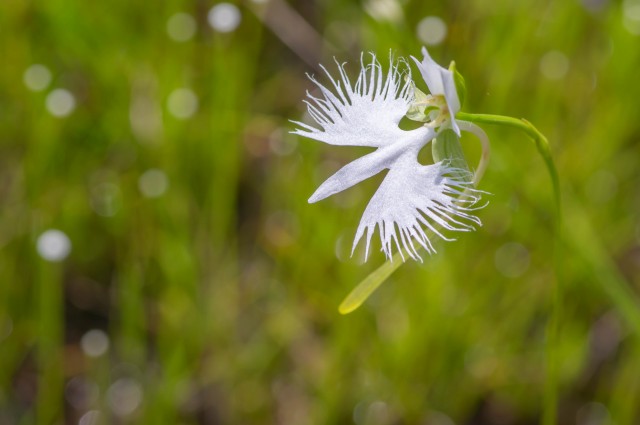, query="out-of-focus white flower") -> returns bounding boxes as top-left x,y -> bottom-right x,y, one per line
292,50 -> 483,261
